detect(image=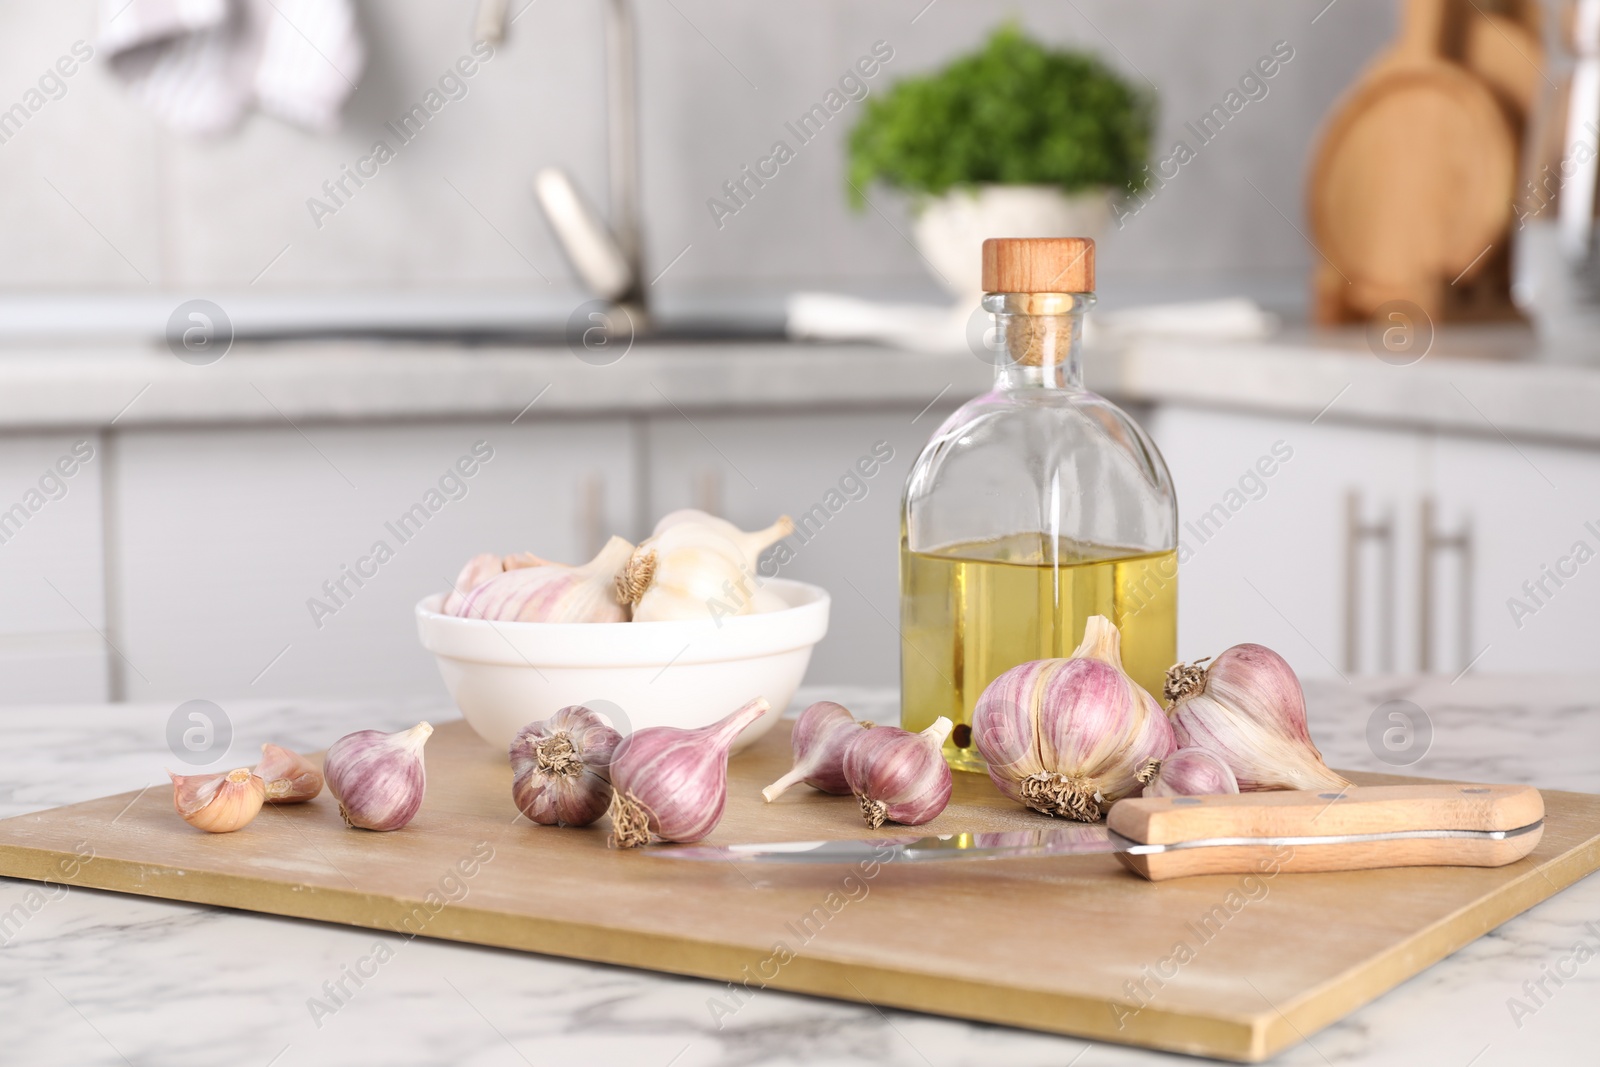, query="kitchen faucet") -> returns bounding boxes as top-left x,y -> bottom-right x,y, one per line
531,0 -> 647,335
